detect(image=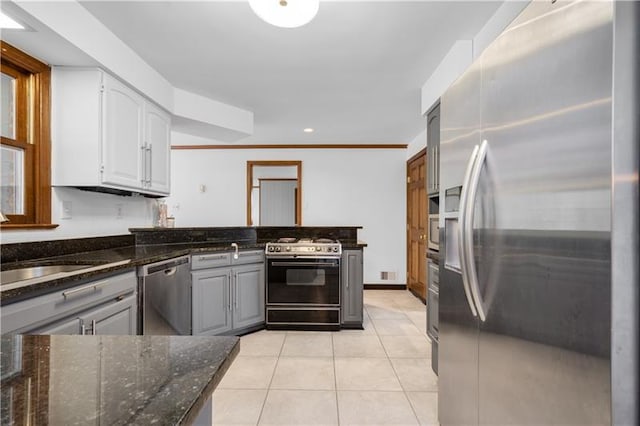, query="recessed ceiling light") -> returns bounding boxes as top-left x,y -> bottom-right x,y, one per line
249,0 -> 319,29
303,128 -> 314,133
0,11 -> 25,30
